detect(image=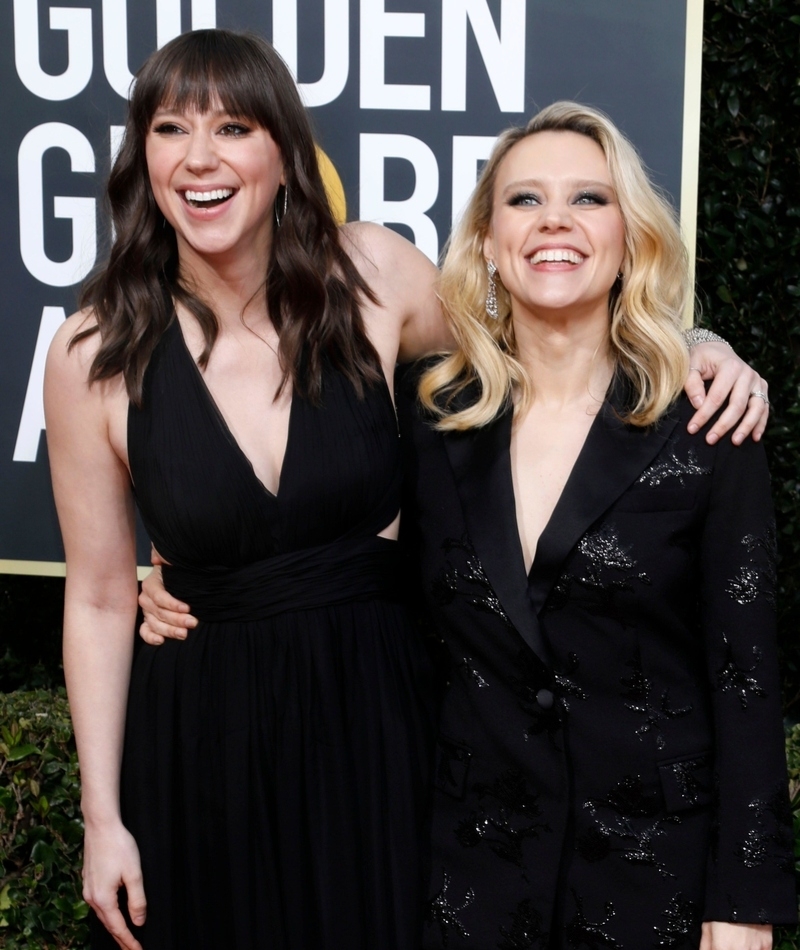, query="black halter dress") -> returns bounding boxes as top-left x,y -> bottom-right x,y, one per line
93,319 -> 435,950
